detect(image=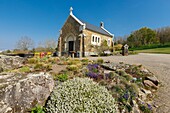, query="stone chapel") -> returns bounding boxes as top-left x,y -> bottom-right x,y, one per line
58,7 -> 114,57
